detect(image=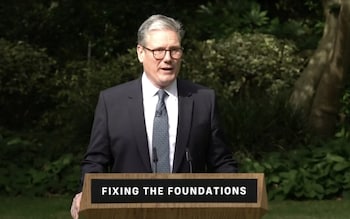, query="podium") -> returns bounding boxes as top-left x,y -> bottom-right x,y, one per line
80,173 -> 268,219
